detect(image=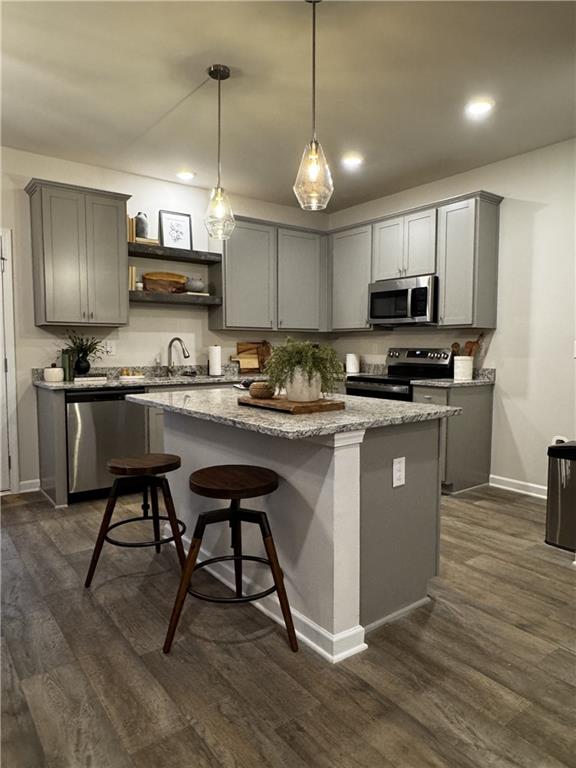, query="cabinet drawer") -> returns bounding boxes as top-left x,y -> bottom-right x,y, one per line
412,387 -> 449,406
